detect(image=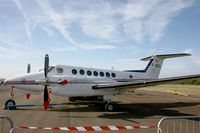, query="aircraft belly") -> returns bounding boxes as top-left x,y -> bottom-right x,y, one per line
51,83 -> 117,97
